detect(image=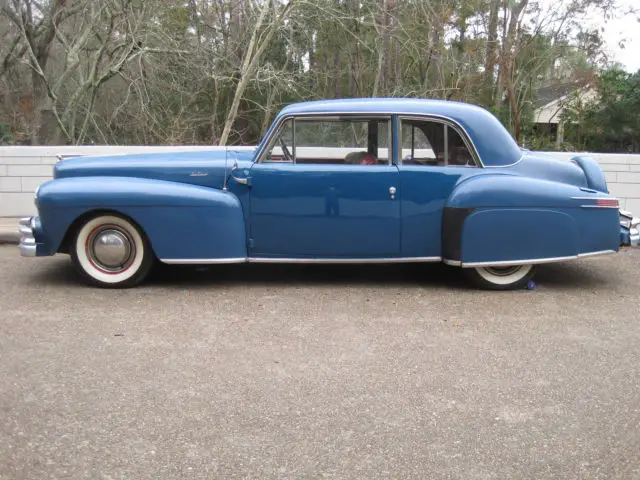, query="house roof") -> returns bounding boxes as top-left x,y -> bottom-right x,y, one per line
535,83 -> 583,108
